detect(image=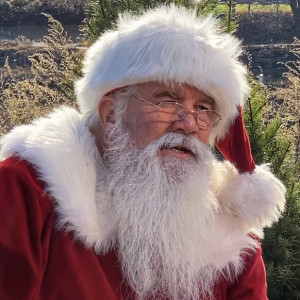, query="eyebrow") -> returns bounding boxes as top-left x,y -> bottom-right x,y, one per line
153,90 -> 215,107
198,97 -> 214,104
